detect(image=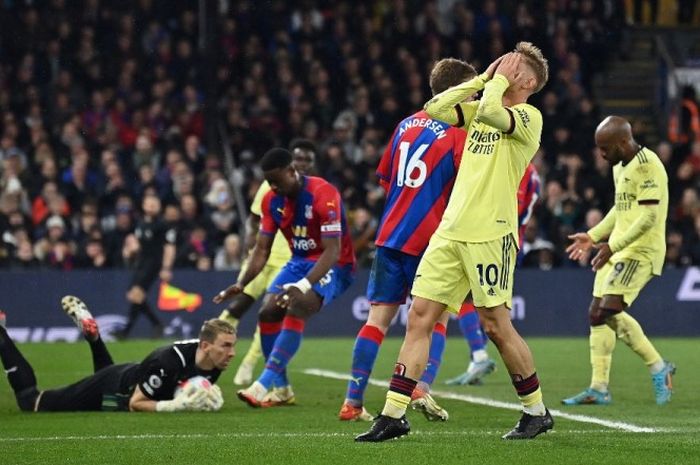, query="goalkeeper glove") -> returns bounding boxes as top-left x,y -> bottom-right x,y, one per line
156,386 -> 209,412
204,385 -> 224,411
